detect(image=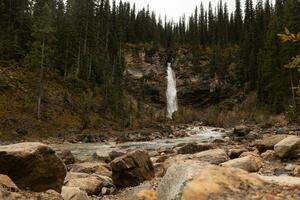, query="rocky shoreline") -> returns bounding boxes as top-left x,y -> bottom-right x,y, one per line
1,123 -> 300,199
